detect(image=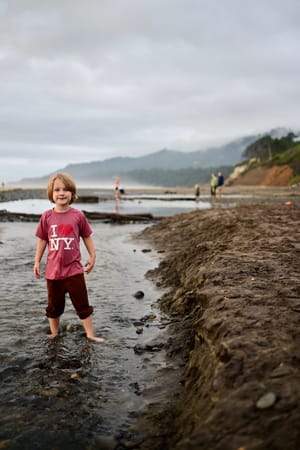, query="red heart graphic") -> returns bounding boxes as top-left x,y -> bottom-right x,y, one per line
58,224 -> 73,236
